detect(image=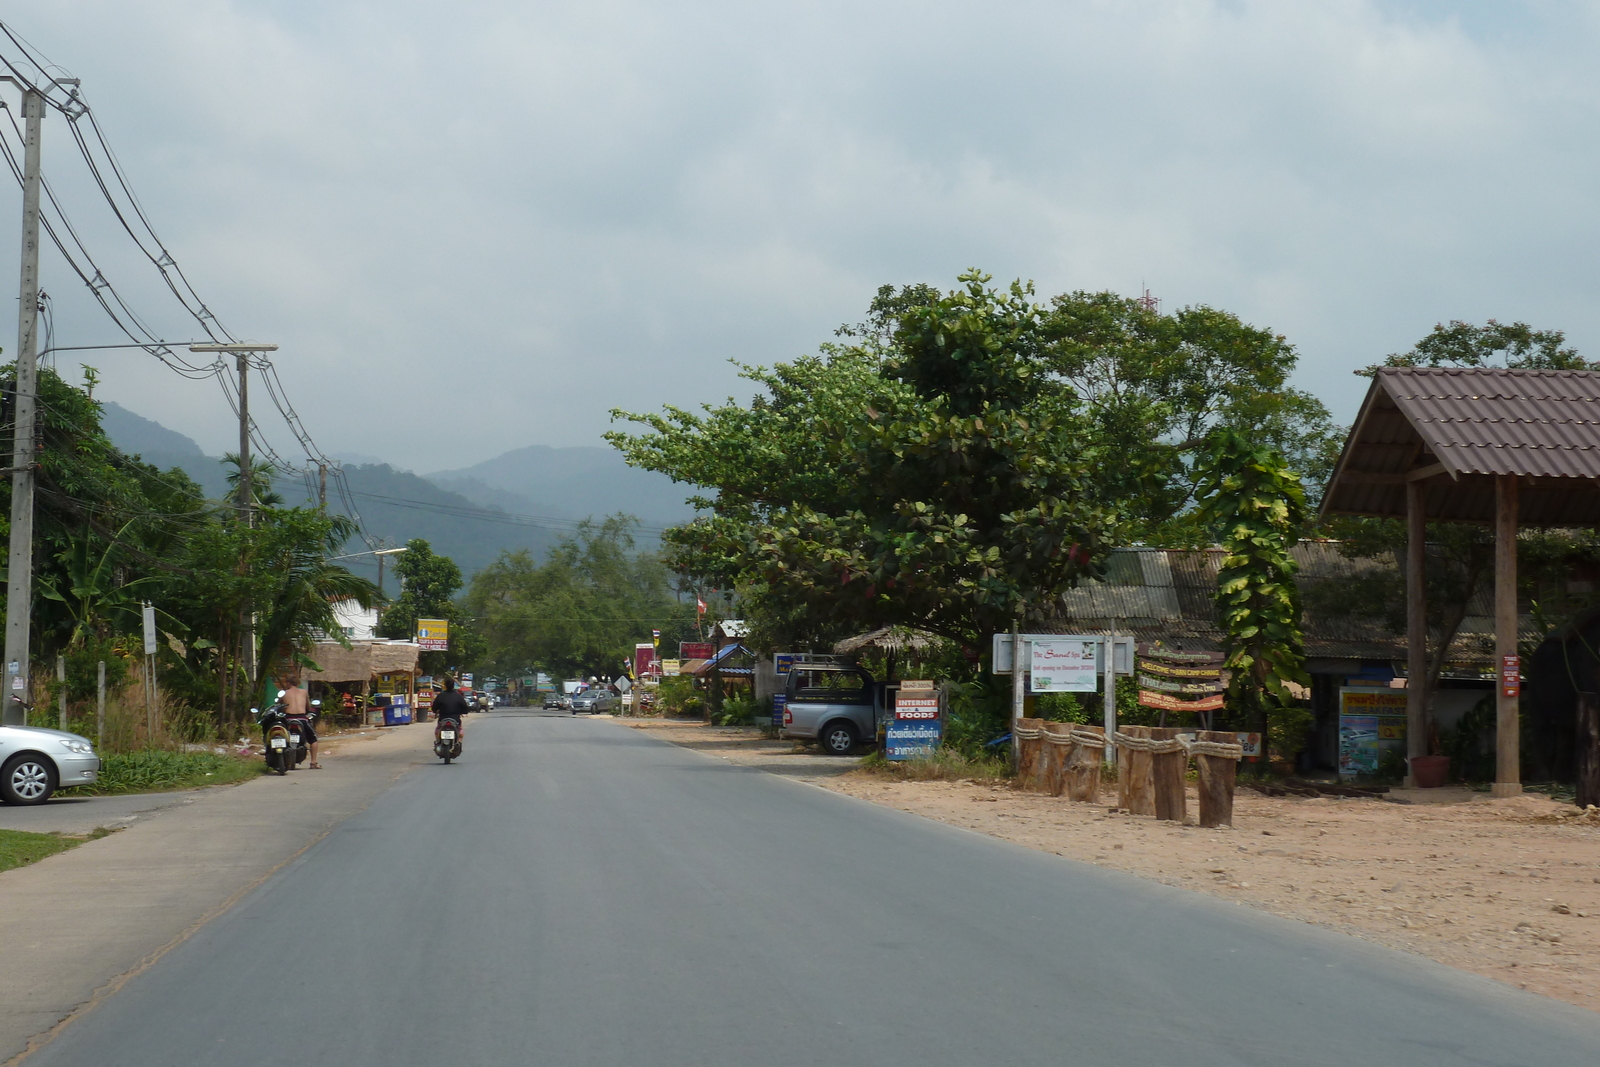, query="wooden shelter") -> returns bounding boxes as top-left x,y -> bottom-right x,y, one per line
1321,367 -> 1600,794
